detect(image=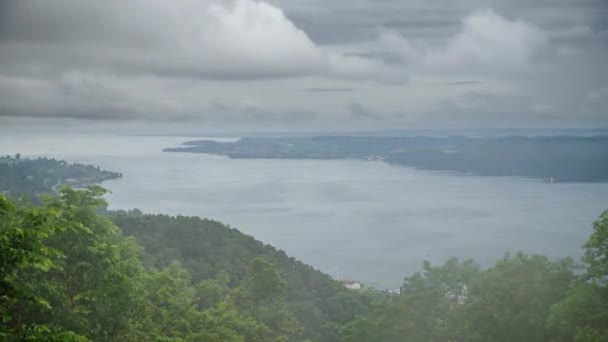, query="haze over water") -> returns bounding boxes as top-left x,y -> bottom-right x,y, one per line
3,133 -> 607,288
